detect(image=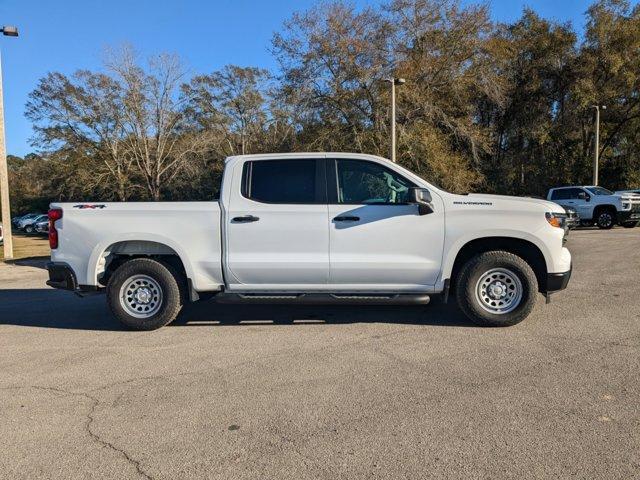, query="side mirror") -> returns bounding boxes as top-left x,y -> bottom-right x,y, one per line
407,187 -> 434,215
